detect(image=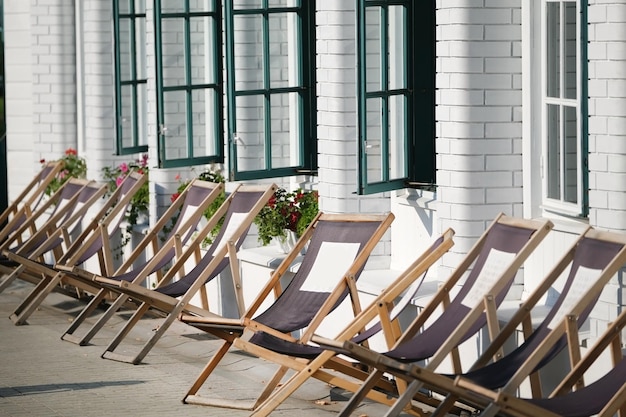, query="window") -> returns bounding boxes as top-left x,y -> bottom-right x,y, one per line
542,0 -> 587,216
225,0 -> 316,181
113,0 -> 148,155
356,0 -> 435,195
154,0 -> 224,168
